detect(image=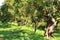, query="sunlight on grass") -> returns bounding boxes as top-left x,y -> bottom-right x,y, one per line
36,30 -> 44,36
0,24 -> 60,40
21,26 -> 34,31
